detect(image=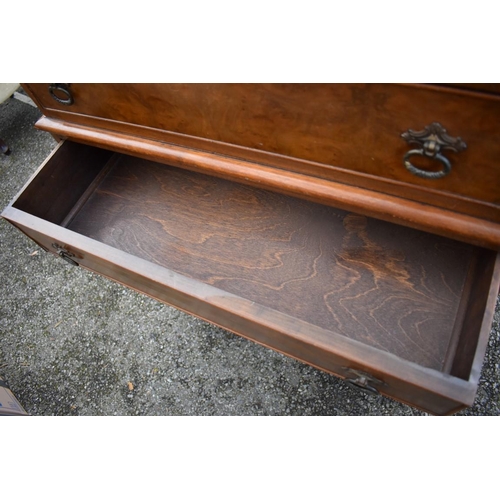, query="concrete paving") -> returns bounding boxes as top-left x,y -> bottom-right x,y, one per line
1,94 -> 499,415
